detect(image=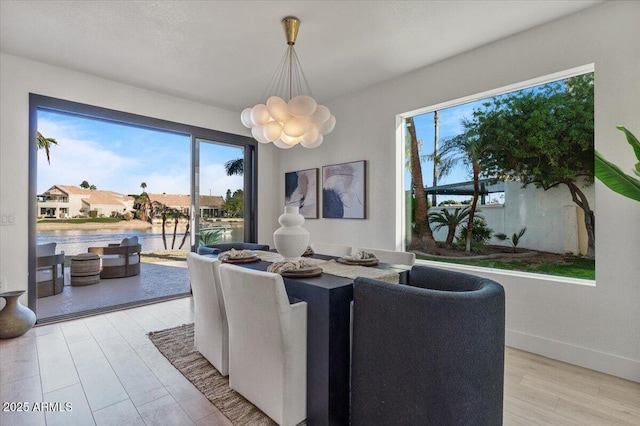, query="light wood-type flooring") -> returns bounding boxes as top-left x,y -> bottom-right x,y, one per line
1,297 -> 638,425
